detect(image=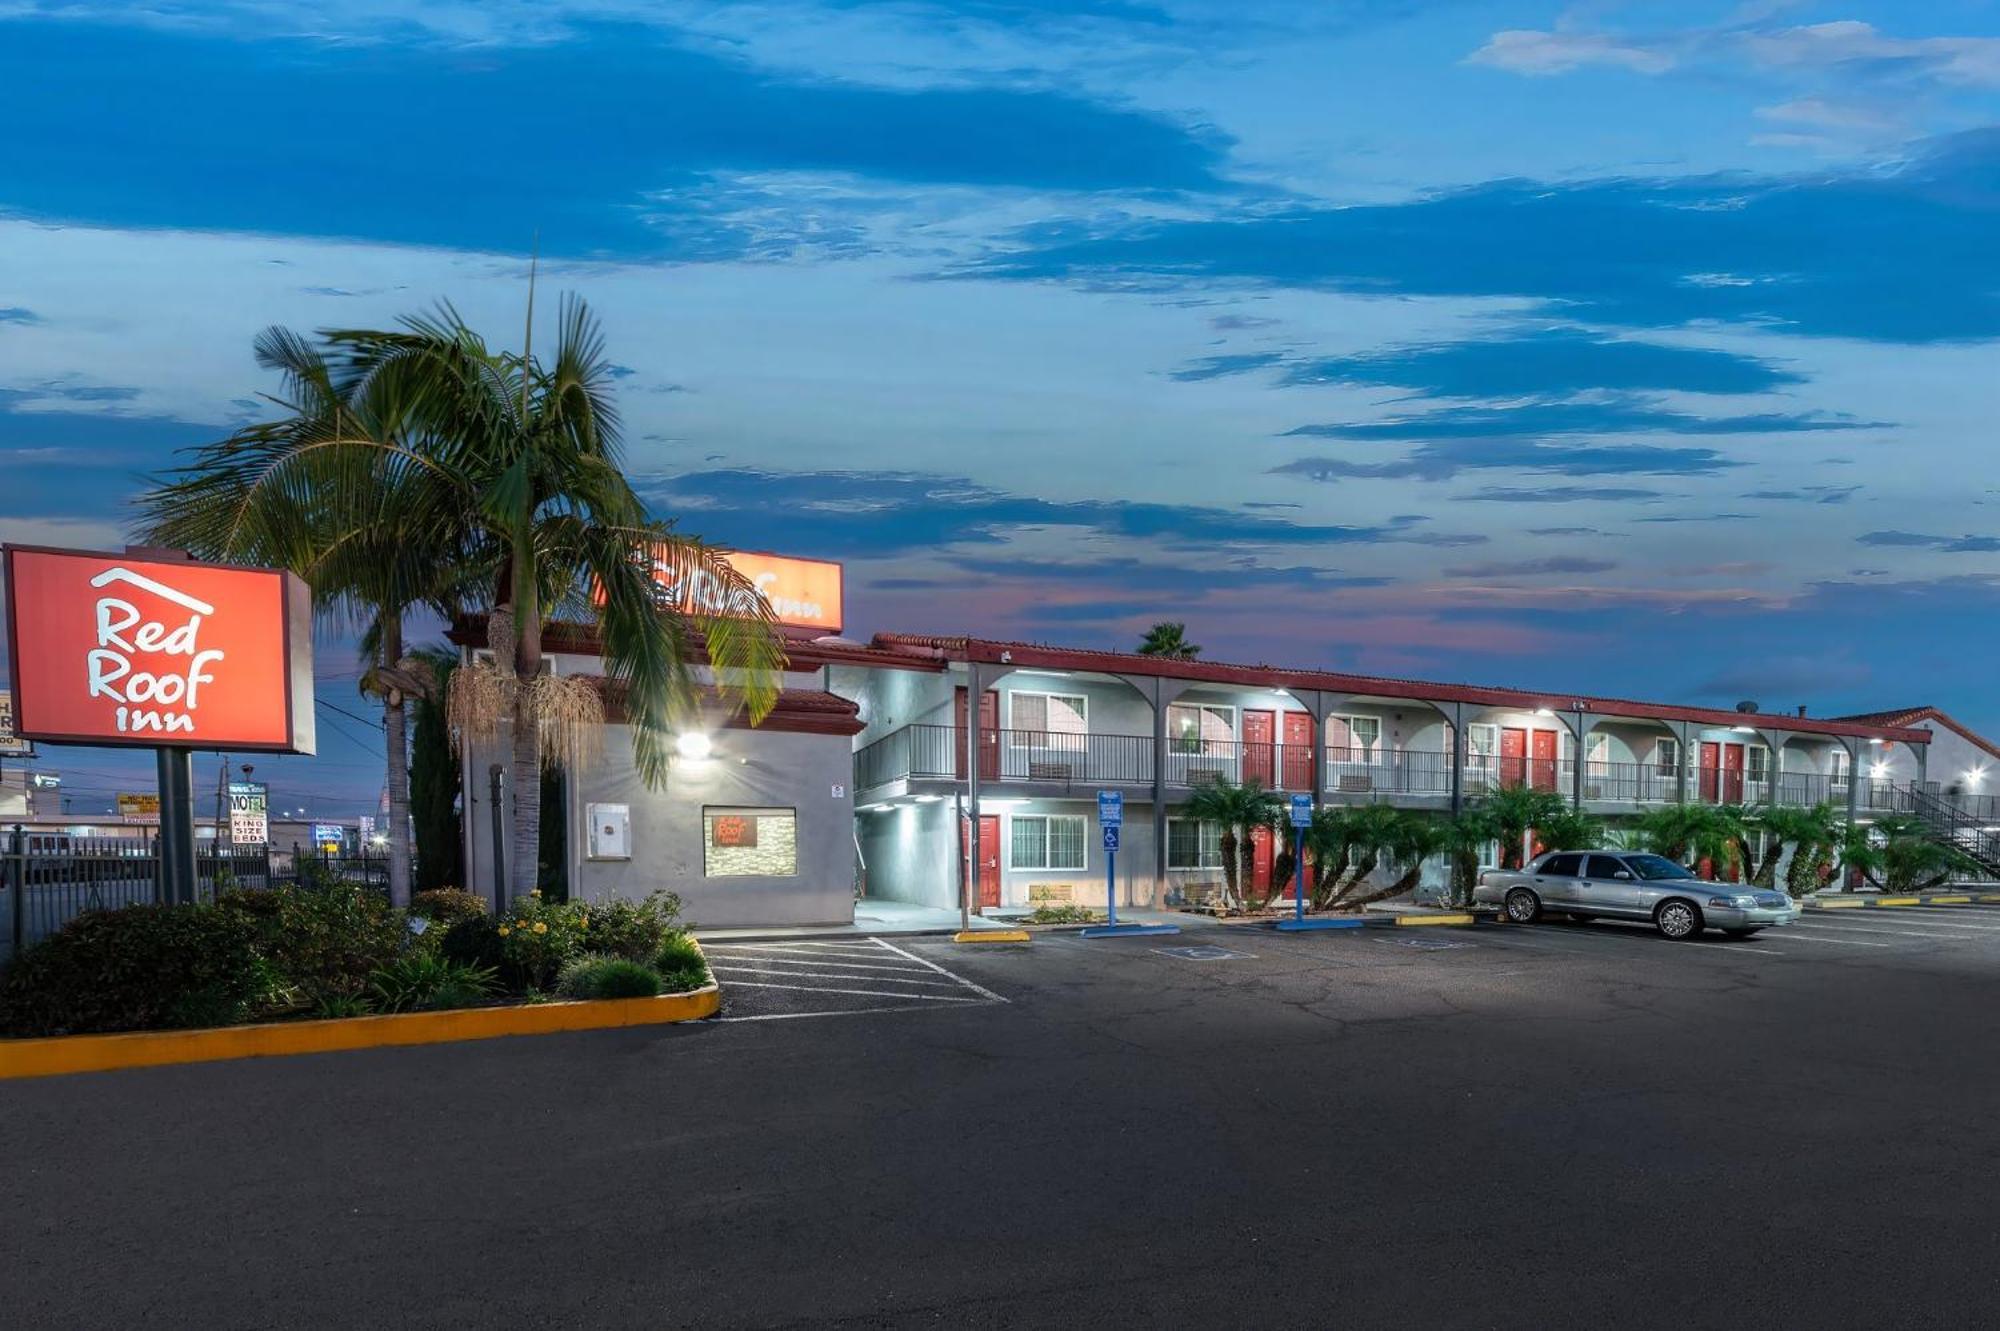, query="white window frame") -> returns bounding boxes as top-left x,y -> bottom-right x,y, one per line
1466,723 -> 1498,771
1165,817 -> 1224,870
1008,813 -> 1087,872
1747,745 -> 1771,783
1005,689 -> 1088,749
1830,748 -> 1852,785
1655,737 -> 1680,778
1328,713 -> 1383,762
1167,702 -> 1236,756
